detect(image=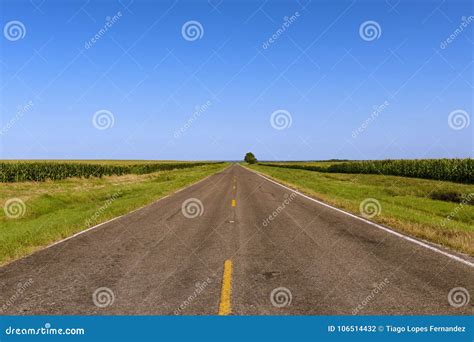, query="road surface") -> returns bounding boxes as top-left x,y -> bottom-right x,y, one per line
0,164 -> 473,315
